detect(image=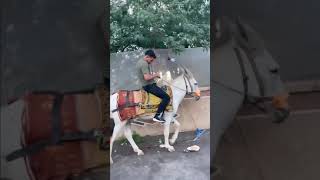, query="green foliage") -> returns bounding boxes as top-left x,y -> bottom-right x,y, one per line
118,131 -> 144,144
110,0 -> 210,53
